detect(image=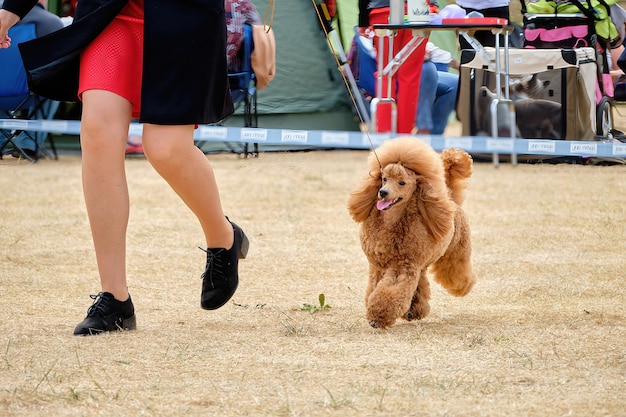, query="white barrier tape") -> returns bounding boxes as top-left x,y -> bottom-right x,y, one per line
3,119 -> 626,157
